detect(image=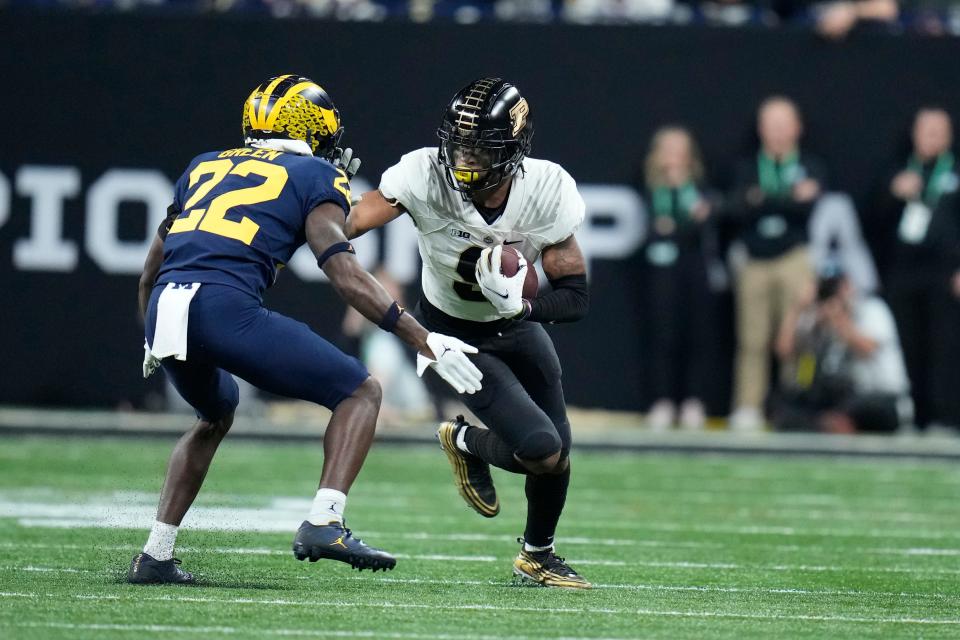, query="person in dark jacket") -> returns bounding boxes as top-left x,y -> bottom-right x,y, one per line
728,96 -> 826,432
640,126 -> 720,431
874,107 -> 960,429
